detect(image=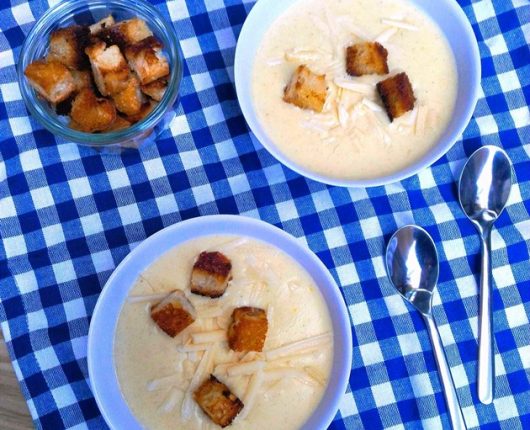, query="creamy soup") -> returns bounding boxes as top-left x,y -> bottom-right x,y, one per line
114,235 -> 334,430
252,0 -> 458,180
